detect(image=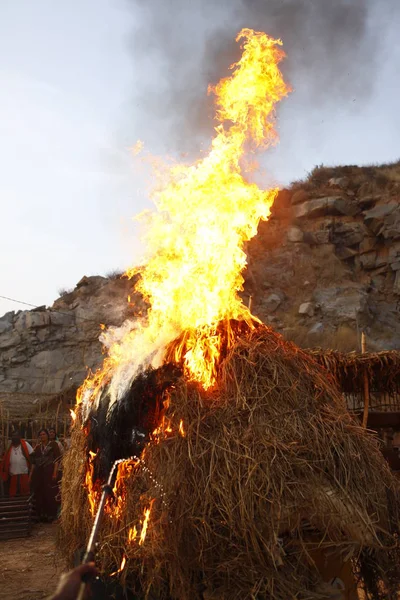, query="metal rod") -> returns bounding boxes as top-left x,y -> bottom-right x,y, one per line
76,458 -> 130,600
